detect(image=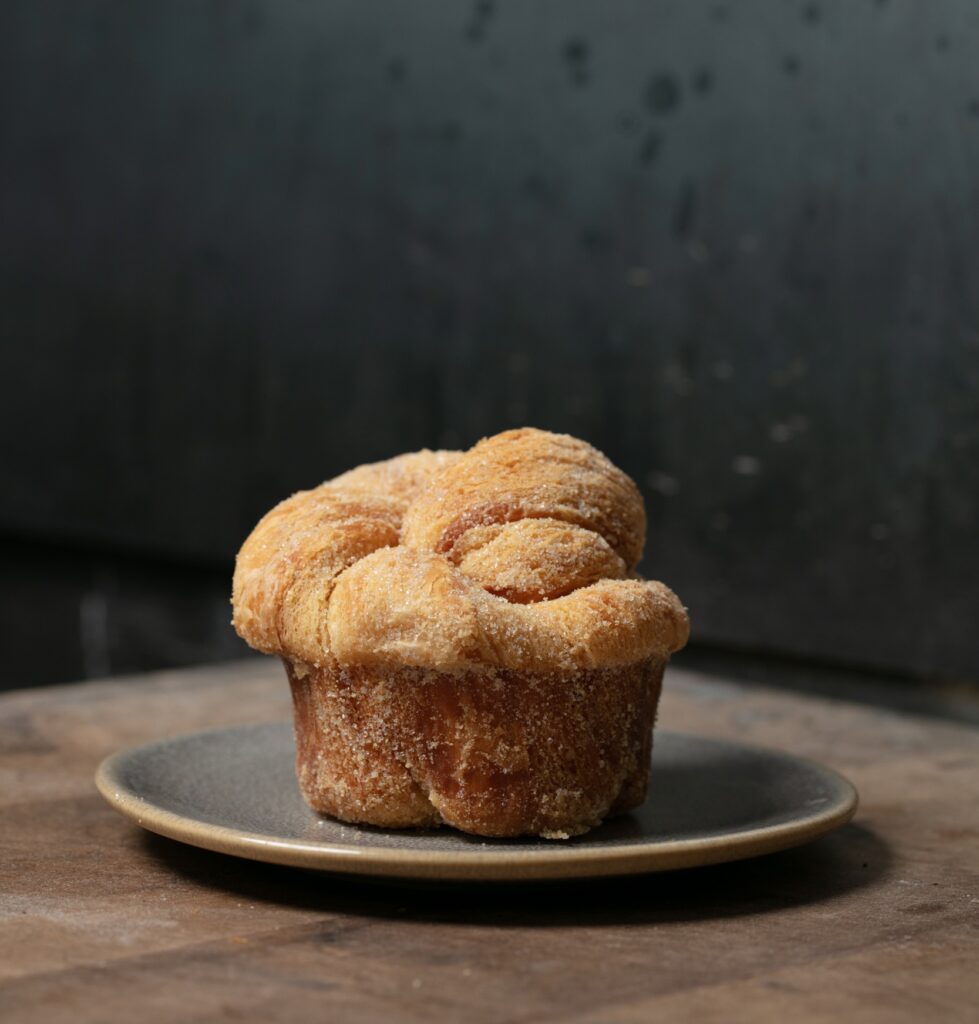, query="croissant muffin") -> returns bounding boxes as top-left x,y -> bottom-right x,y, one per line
232,428 -> 689,838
